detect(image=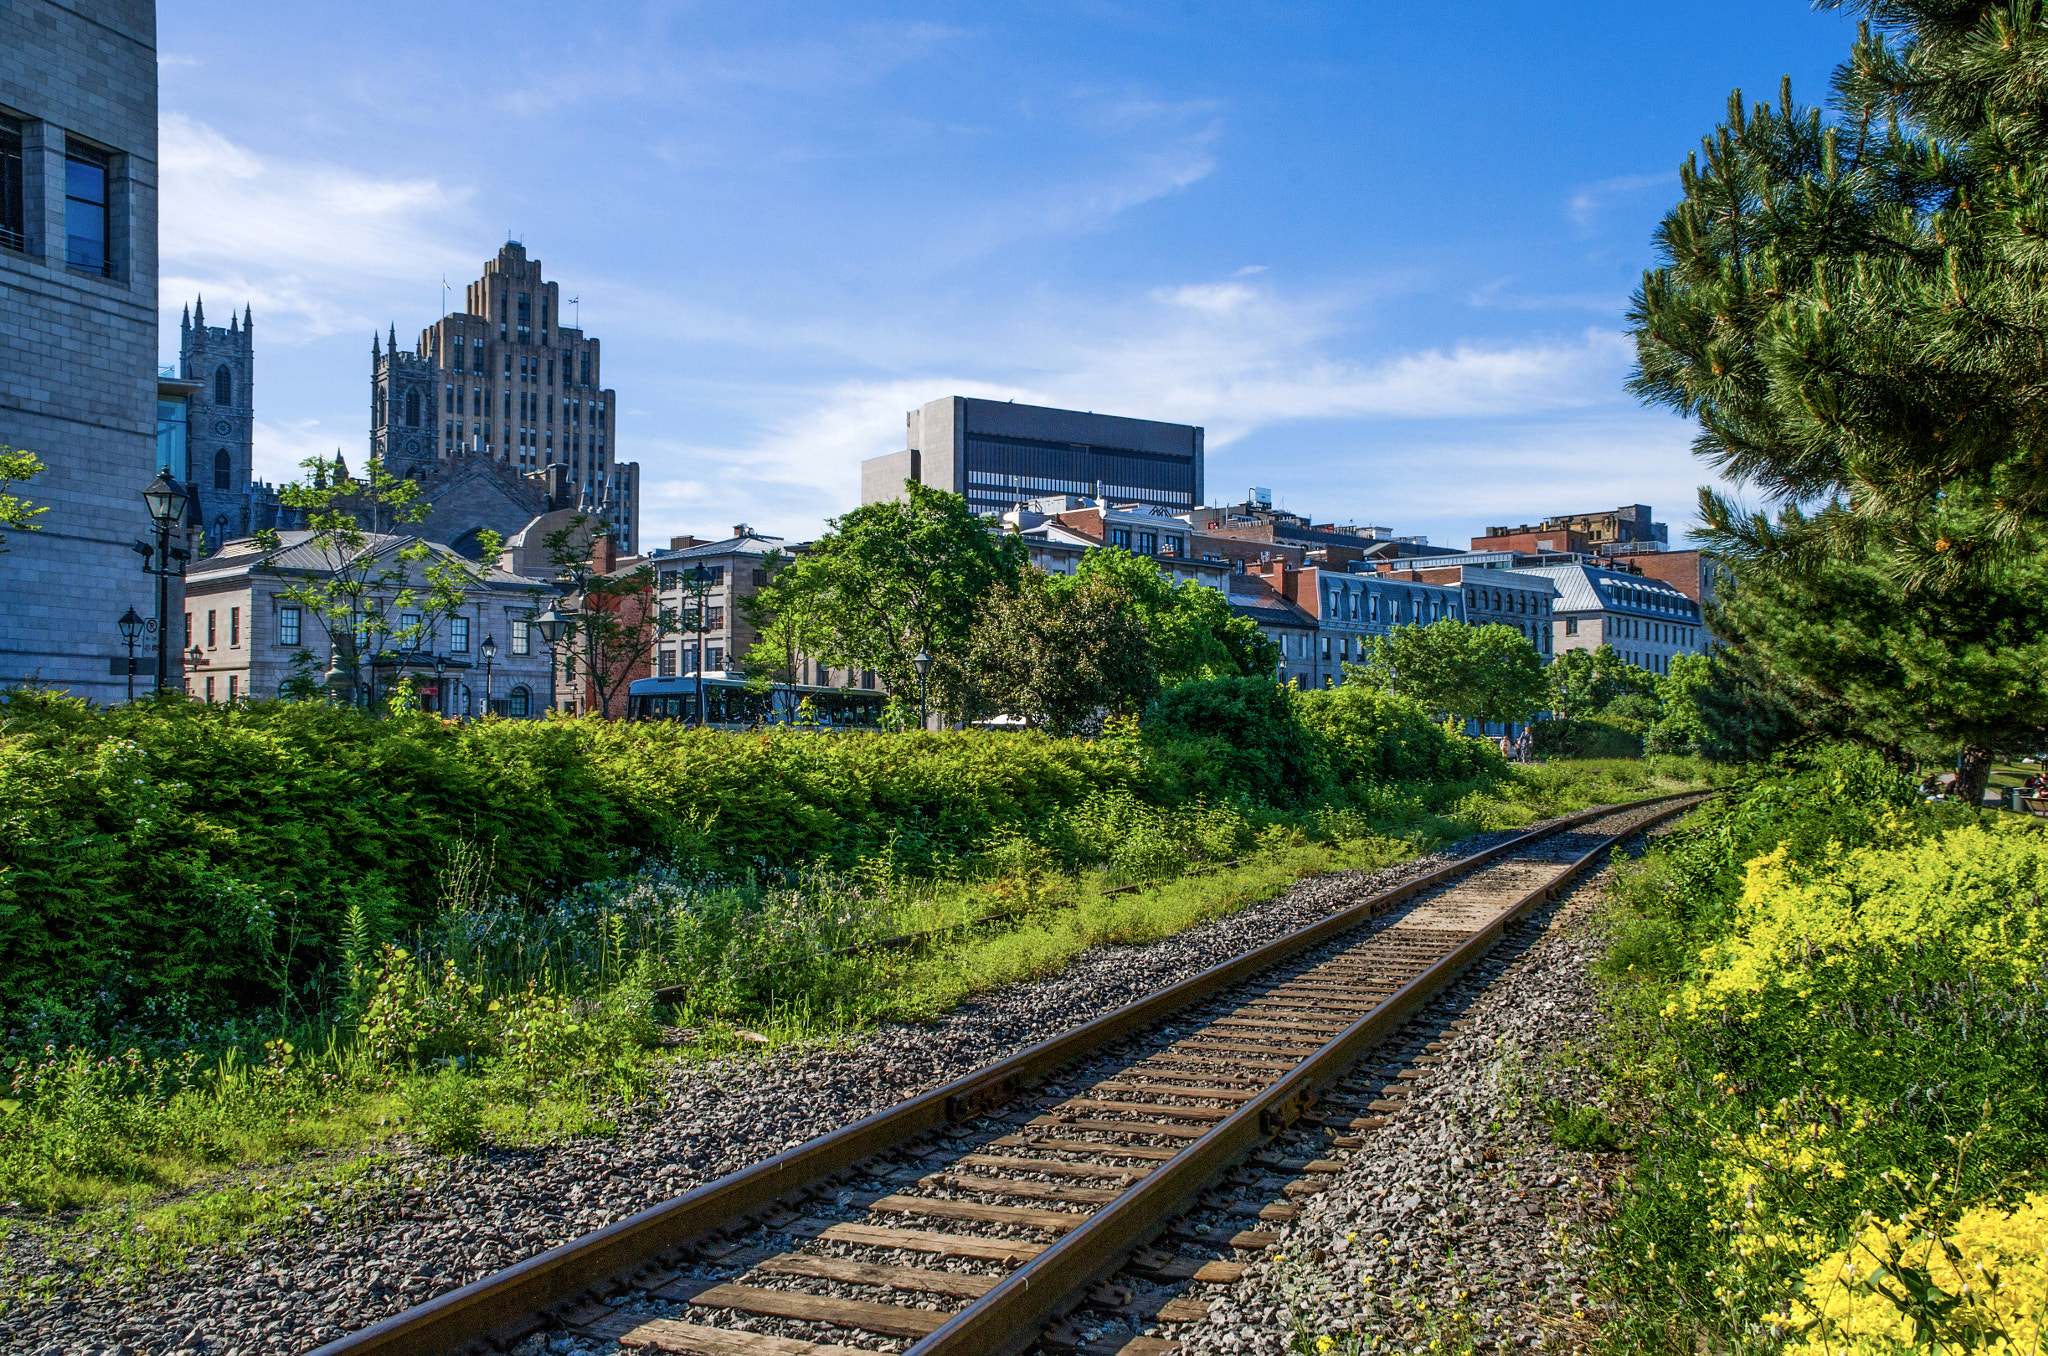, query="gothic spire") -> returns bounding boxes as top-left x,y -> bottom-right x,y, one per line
243,303 -> 253,332
180,302 -> 190,332
372,330 -> 381,358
